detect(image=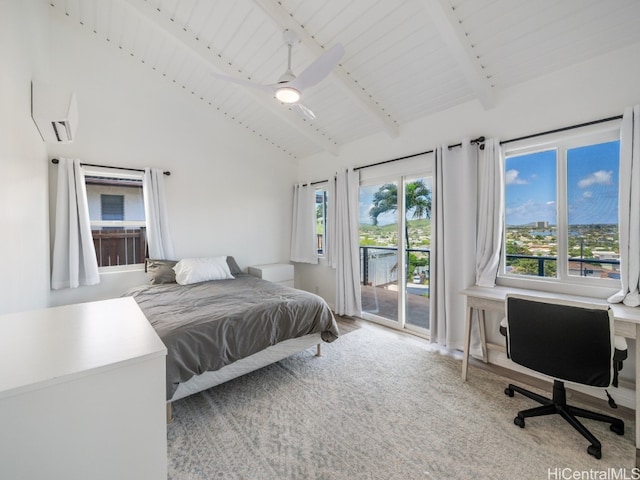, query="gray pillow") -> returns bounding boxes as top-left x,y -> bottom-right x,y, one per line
226,256 -> 242,275
146,259 -> 178,284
